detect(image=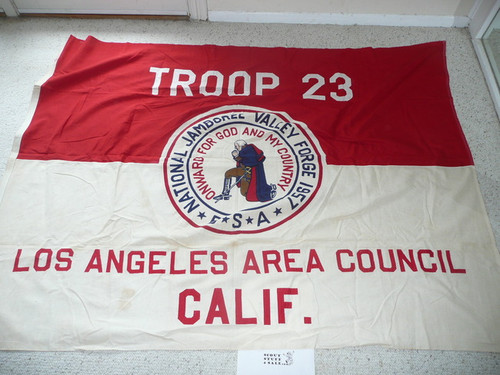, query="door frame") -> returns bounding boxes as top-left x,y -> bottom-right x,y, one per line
470,0 -> 500,119
1,0 -> 207,20
1,0 -> 19,16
